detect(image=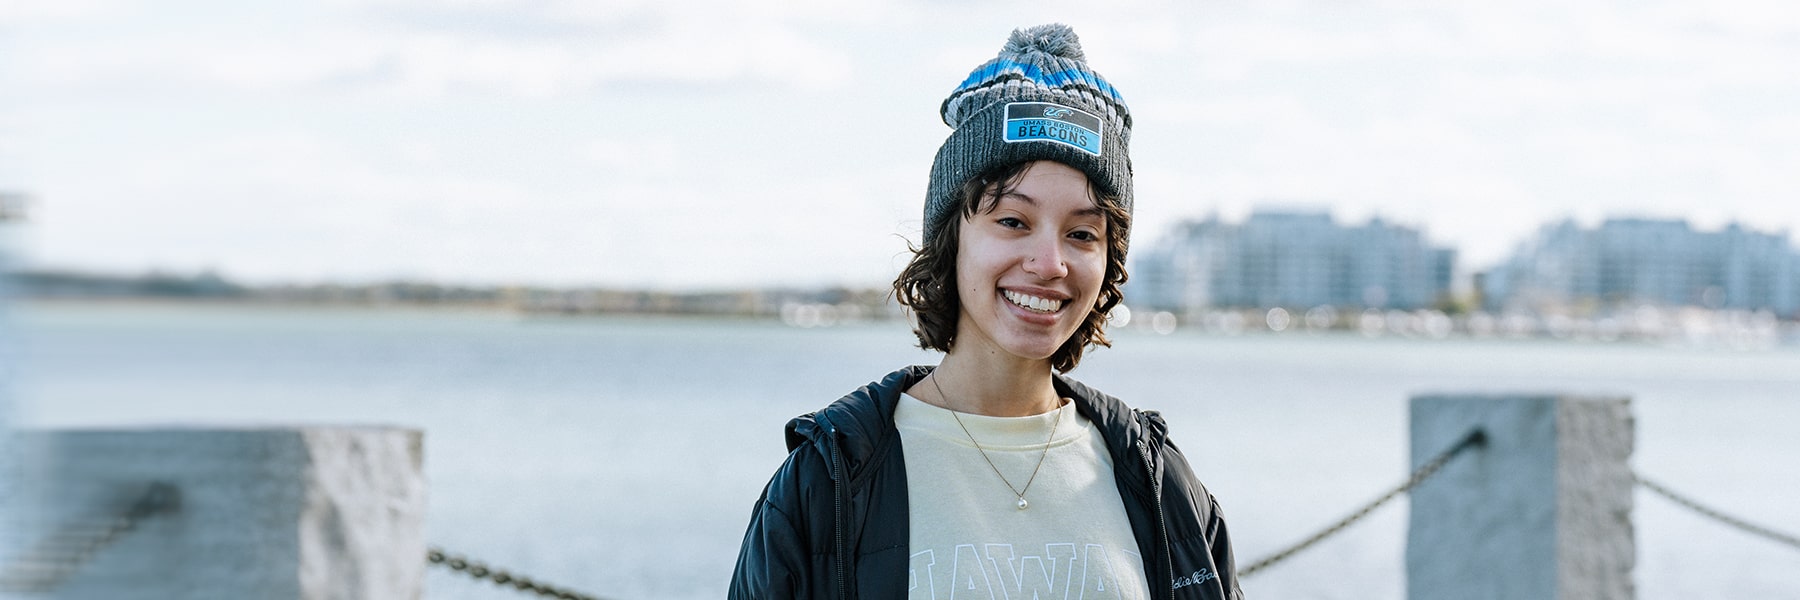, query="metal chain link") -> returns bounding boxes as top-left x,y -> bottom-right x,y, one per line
1635,472 -> 1800,551
427,547 -> 609,600
0,482 -> 180,594
1239,429 -> 1485,578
